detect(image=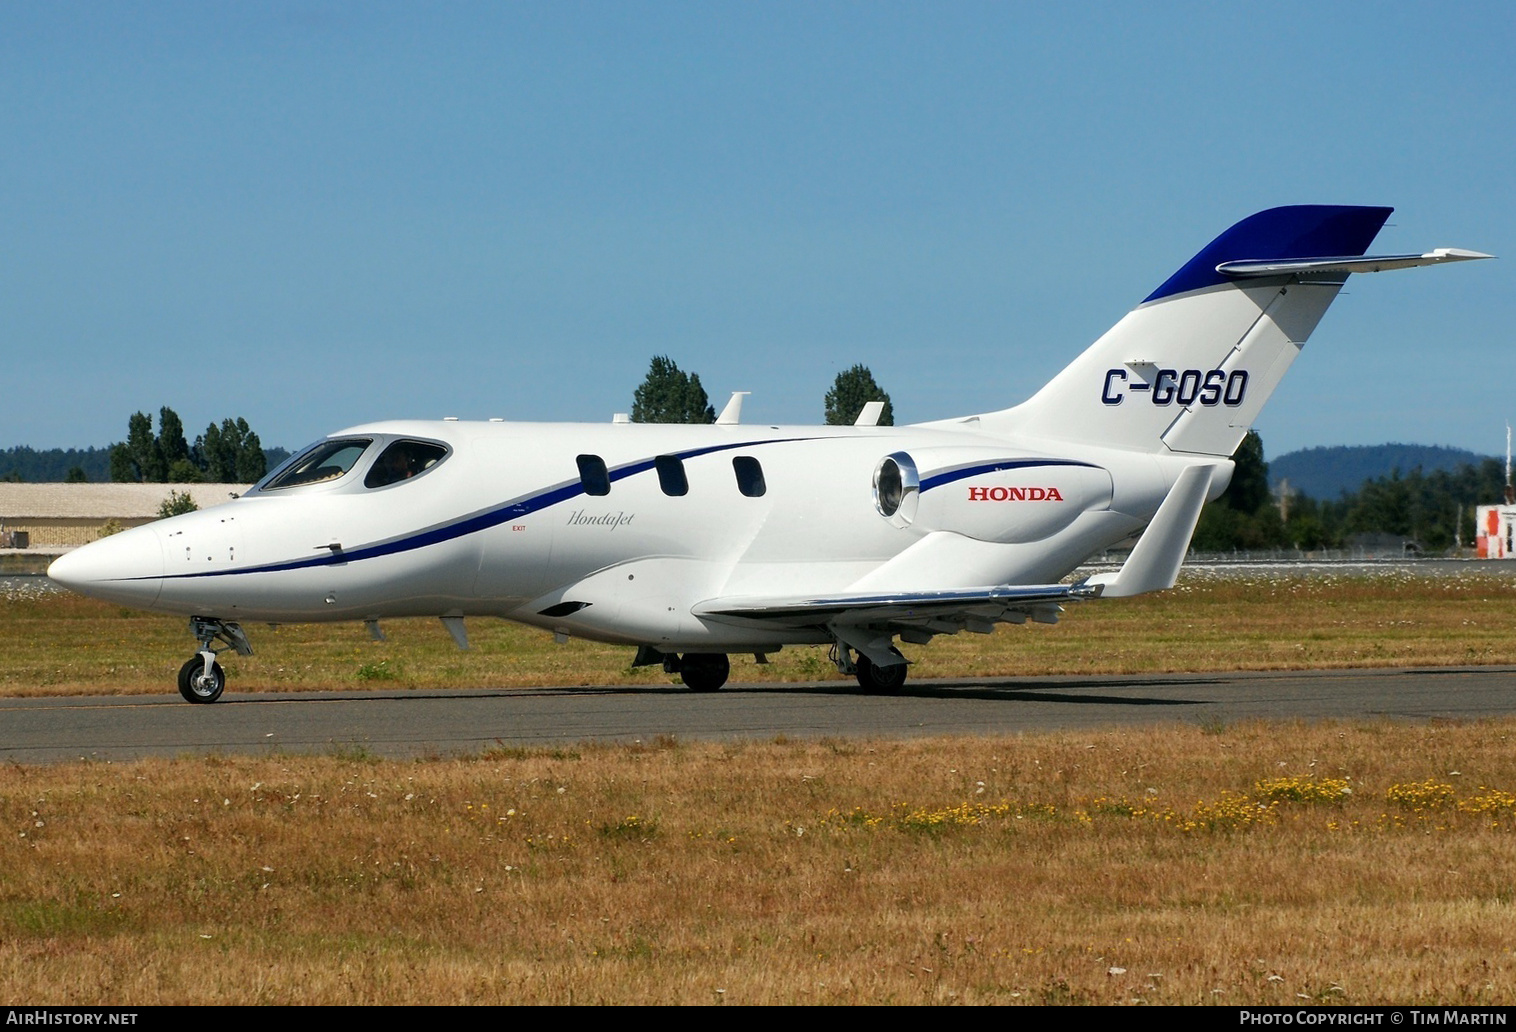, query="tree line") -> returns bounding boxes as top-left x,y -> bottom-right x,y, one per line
1192,432 -> 1506,554
109,408 -> 271,484
2,410 -> 285,484
630,356 -> 894,426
